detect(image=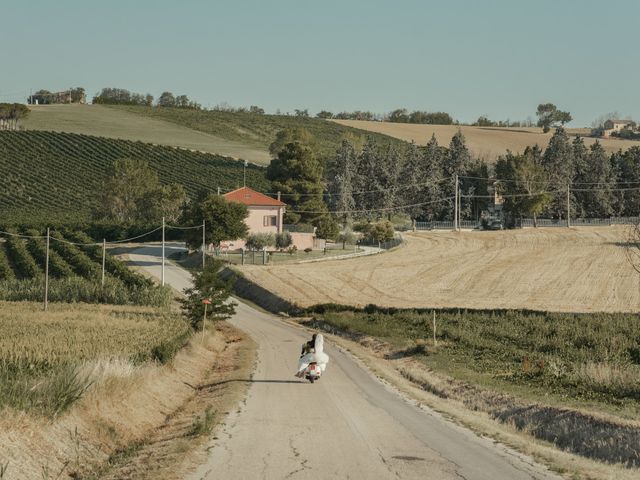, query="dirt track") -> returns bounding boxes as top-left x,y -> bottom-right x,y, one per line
239,226 -> 639,313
